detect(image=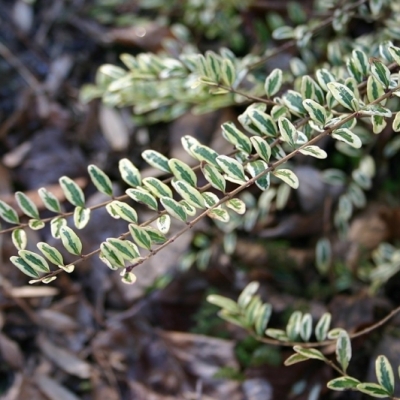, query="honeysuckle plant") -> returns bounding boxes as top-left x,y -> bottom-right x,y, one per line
1,0 -> 400,396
